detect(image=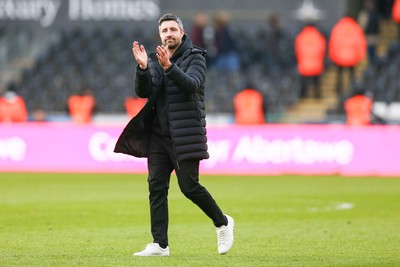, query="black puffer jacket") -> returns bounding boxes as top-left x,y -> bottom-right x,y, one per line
115,34 -> 209,163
